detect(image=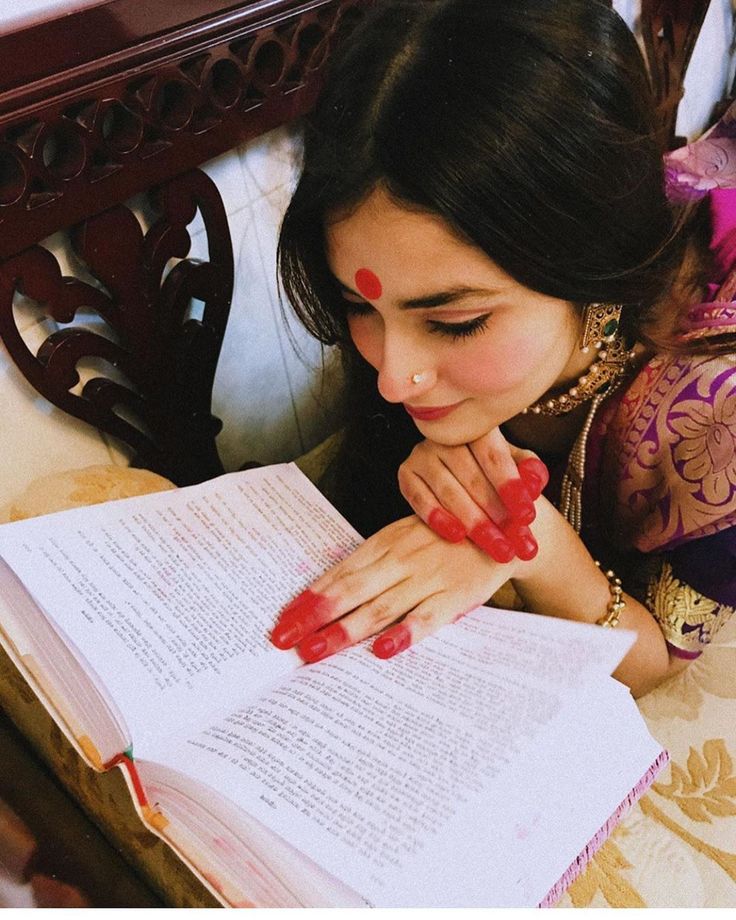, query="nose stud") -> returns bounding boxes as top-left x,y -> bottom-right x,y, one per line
411,372 -> 427,385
